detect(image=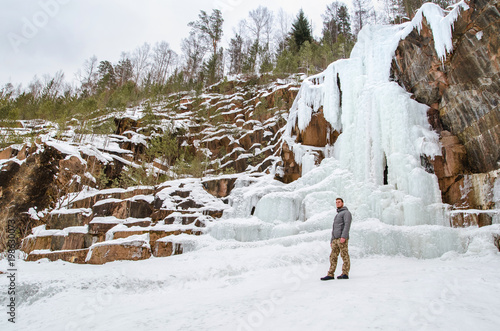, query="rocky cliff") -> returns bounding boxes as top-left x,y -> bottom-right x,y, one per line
390,0 -> 499,223
0,76 -> 299,259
